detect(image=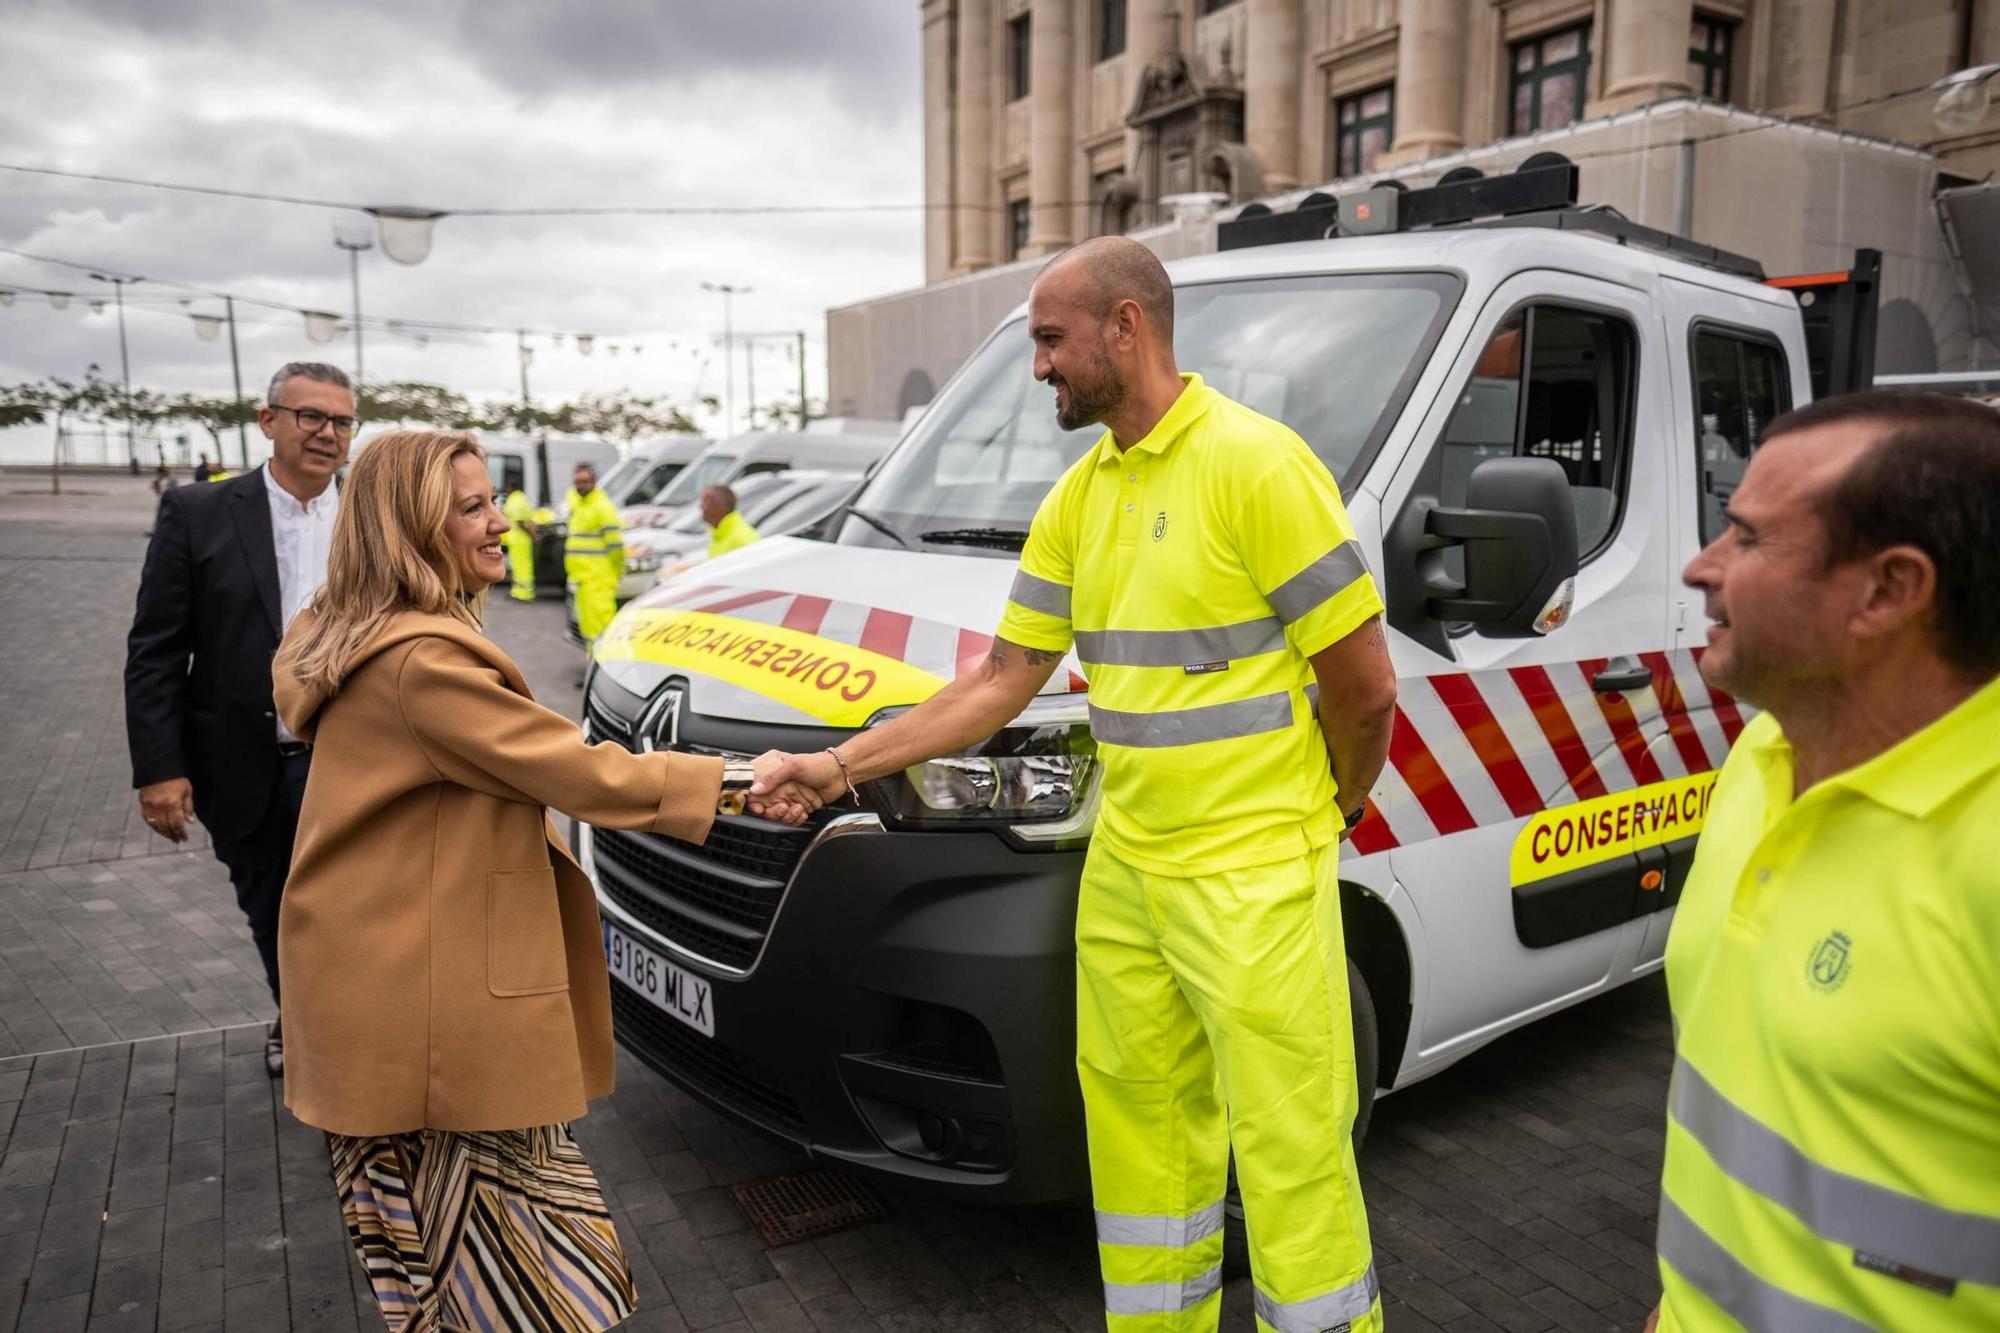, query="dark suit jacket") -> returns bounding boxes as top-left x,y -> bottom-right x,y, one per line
126,468 -> 288,845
